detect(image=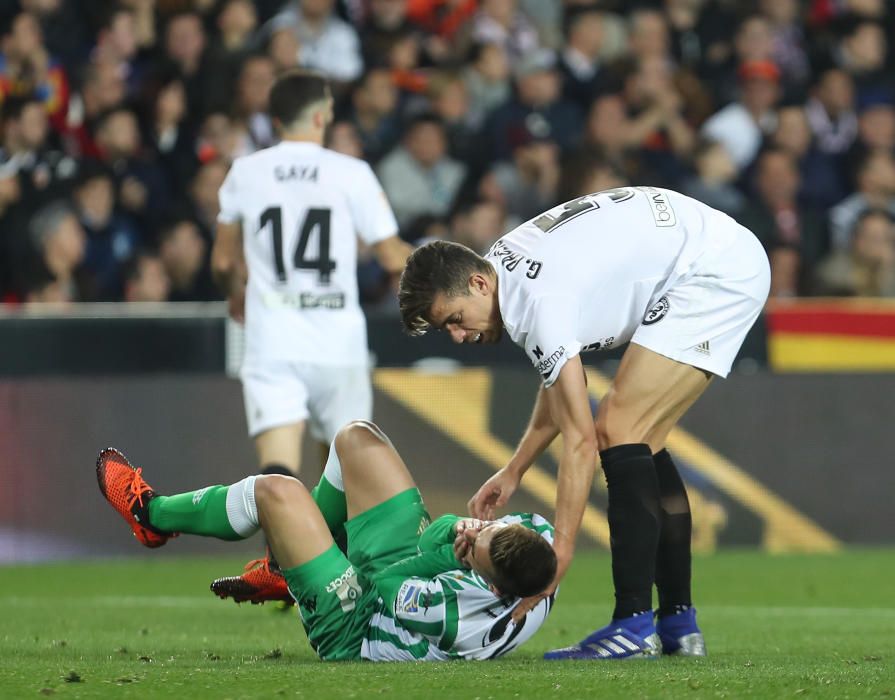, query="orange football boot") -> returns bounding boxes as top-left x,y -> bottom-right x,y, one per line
210,556 -> 293,605
96,447 -> 176,548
